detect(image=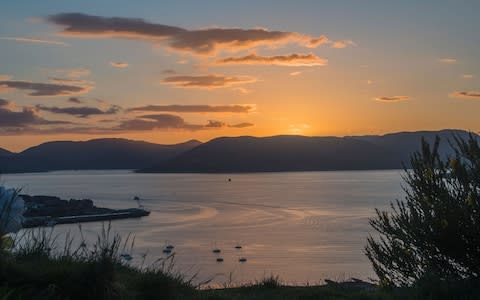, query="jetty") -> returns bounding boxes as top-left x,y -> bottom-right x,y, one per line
21,195 -> 150,228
